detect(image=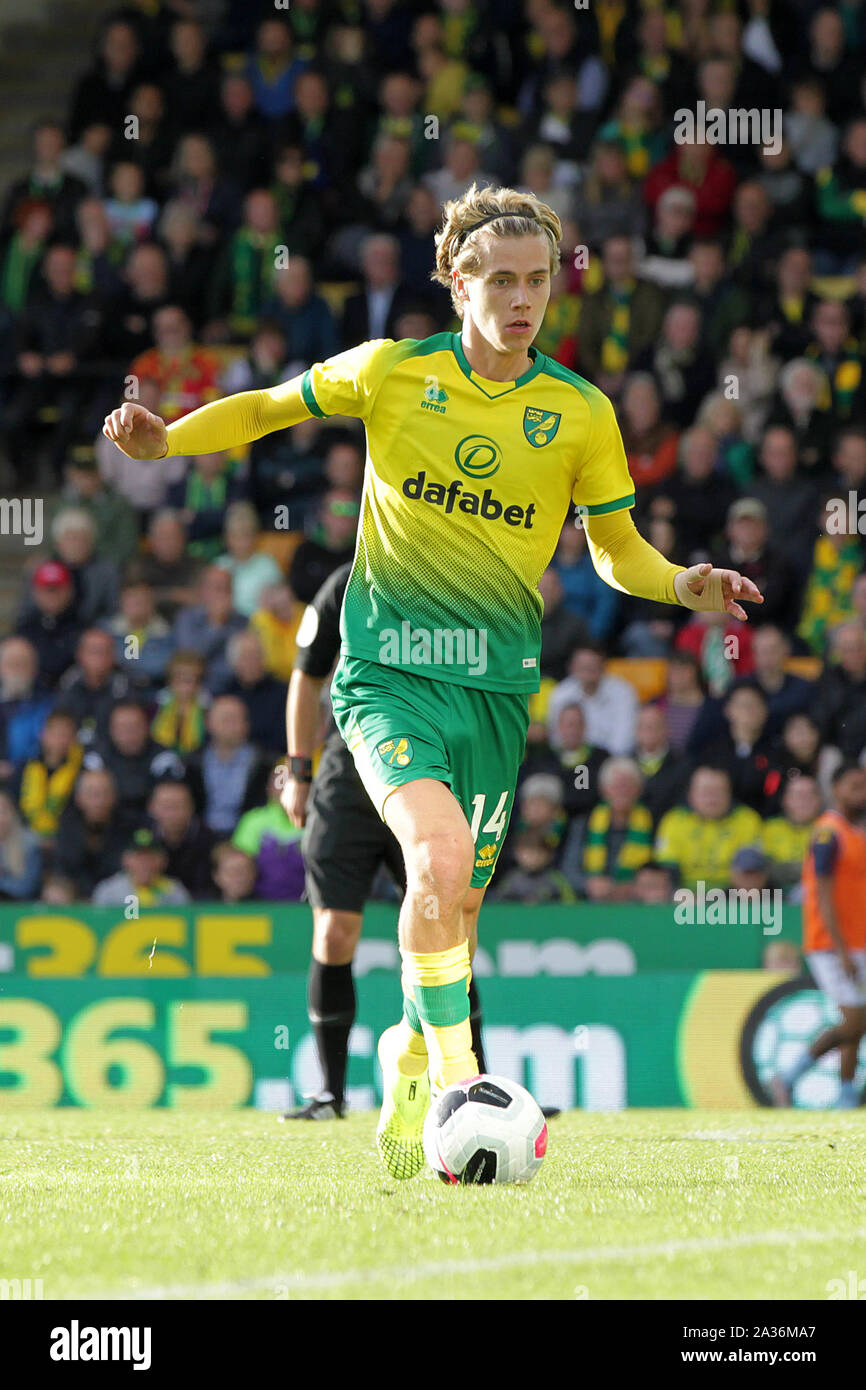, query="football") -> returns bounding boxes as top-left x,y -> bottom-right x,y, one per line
423,1074 -> 548,1185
